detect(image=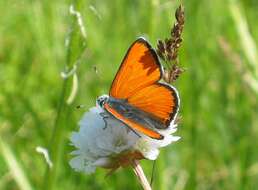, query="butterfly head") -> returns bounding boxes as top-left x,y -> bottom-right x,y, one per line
97,94 -> 109,108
